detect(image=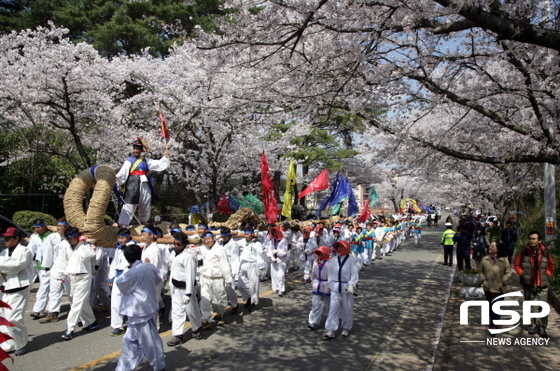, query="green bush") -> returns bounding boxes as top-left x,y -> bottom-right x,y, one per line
13,210 -> 57,233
